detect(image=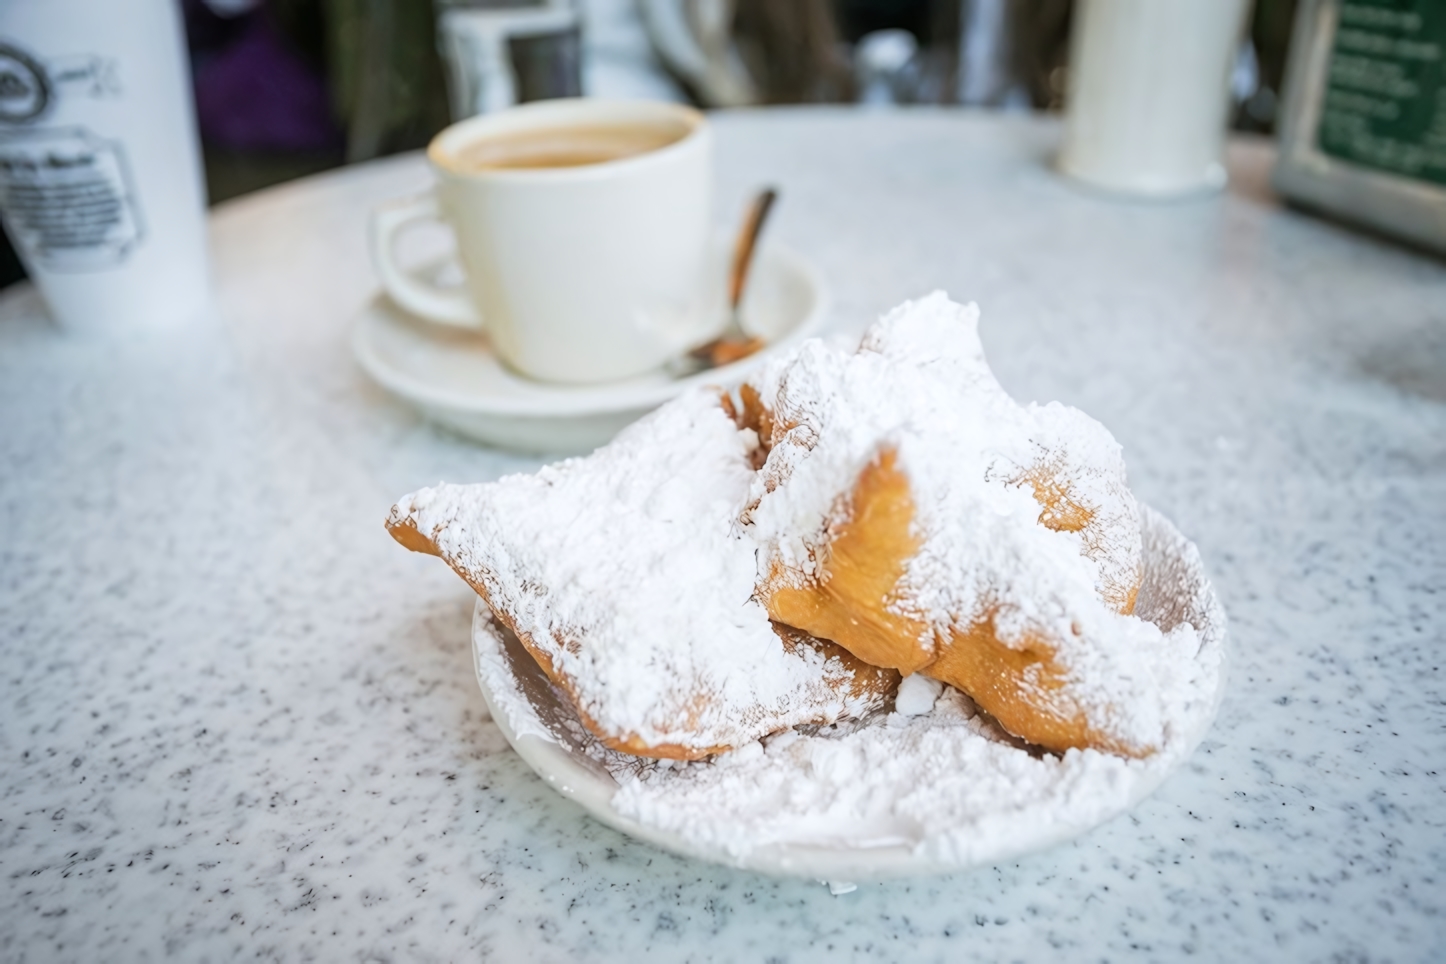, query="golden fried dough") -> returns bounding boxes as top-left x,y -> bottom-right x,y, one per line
763,449 -> 933,675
